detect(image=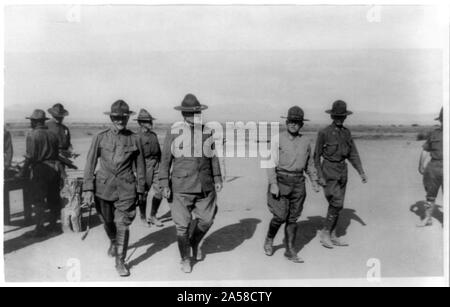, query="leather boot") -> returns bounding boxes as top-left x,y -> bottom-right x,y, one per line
284,223 -> 304,263
107,239 -> 117,257
331,230 -> 349,246
320,210 -> 335,249
190,223 -> 207,262
417,202 -> 434,227
149,197 -> 163,227
138,200 -> 147,223
115,227 -> 130,277
177,235 -> 192,273
264,219 -> 281,256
